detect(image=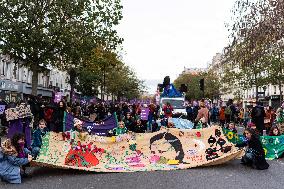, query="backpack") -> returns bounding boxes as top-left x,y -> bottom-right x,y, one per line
225,107 -> 232,116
